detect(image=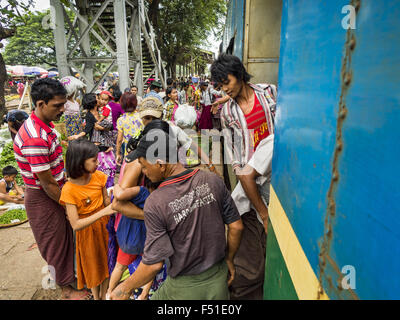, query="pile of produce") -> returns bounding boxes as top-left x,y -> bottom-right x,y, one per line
0,208 -> 27,225
5,95 -> 20,102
